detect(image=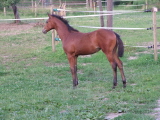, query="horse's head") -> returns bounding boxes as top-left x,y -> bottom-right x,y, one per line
42,14 -> 56,34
